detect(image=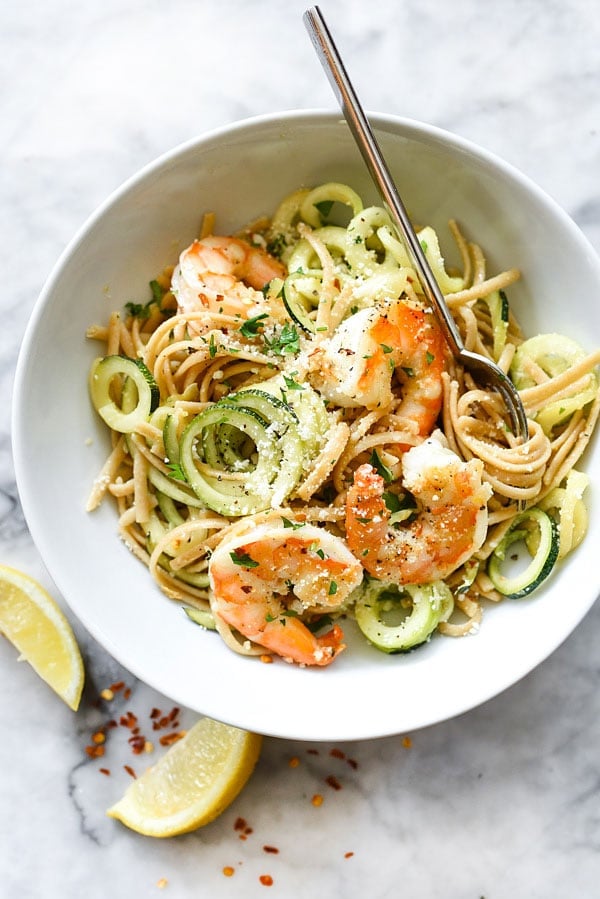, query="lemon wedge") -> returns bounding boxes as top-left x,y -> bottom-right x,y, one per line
107,717 -> 263,837
0,564 -> 85,711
